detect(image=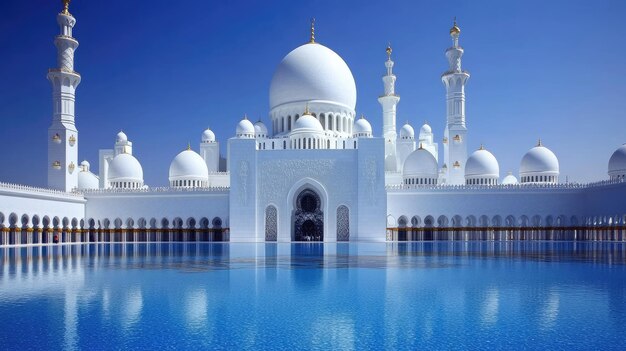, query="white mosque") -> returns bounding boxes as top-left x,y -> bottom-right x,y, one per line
0,2 -> 625,245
